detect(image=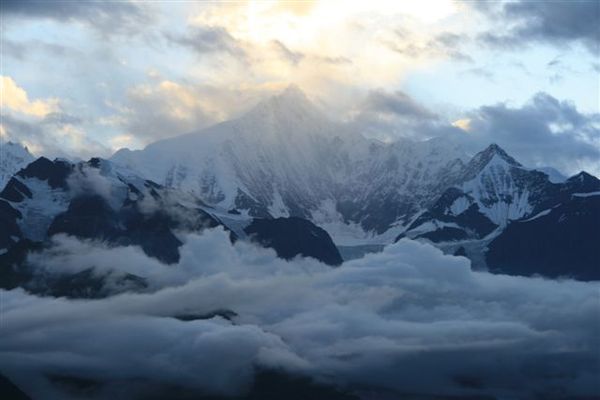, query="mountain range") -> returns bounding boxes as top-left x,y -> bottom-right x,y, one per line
1,86 -> 598,290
